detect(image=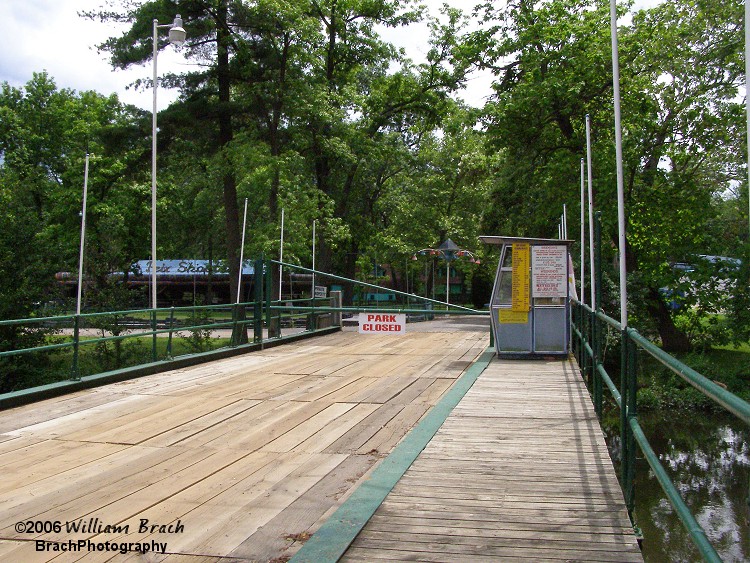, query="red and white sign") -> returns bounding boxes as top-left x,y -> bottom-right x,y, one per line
358,313 -> 406,335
